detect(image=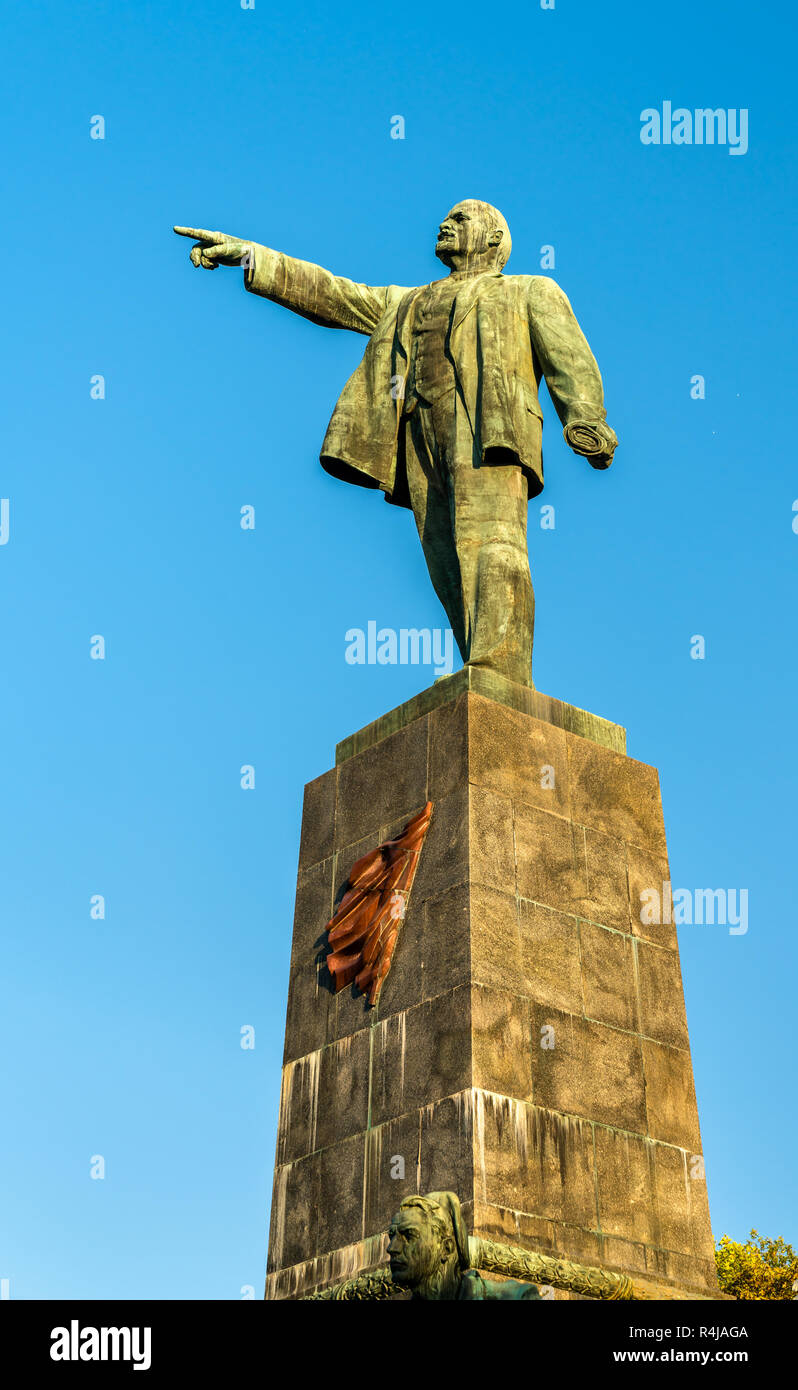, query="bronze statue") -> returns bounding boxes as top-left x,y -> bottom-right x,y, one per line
387,1191 -> 541,1301
174,202 -> 617,688
304,1189 -> 716,1300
